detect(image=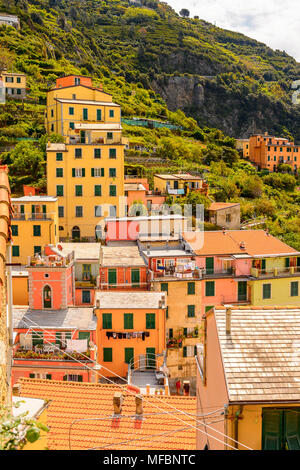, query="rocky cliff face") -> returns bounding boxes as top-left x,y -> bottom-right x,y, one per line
152,75 -> 300,139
